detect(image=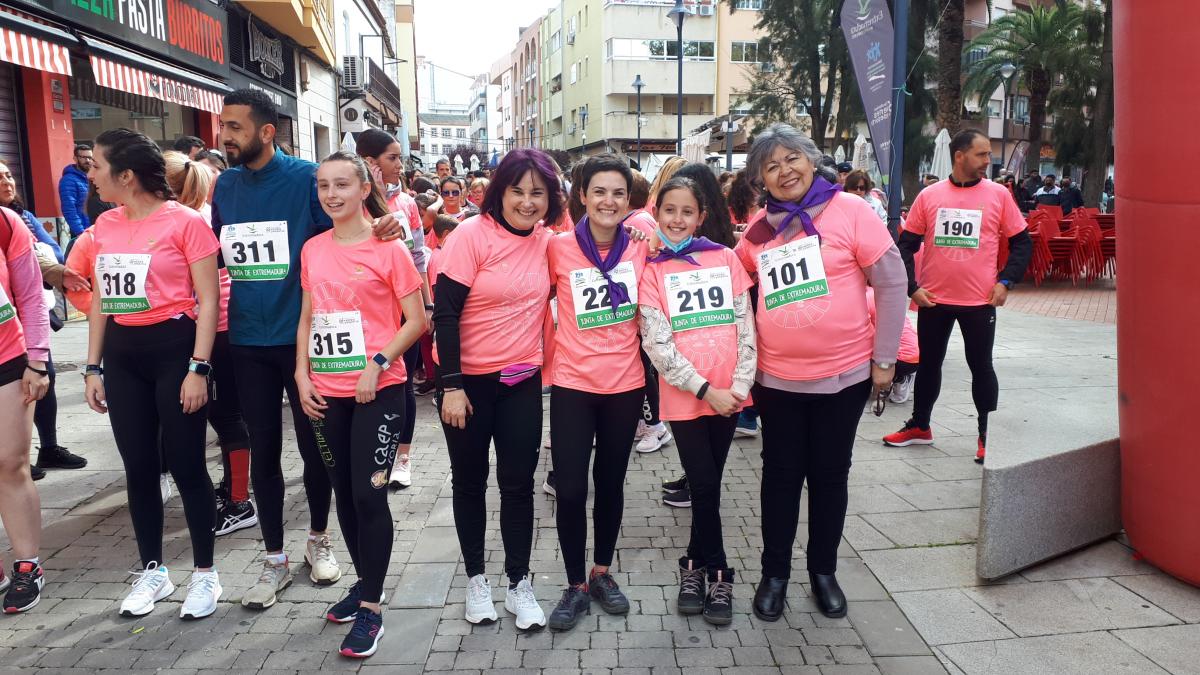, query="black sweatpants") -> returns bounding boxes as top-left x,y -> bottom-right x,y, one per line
33,352 -> 56,448
103,318 -> 215,568
440,373 -> 542,585
309,384 -> 405,603
754,379 -> 871,578
640,350 -> 660,426
209,332 -> 249,489
670,414 -> 739,571
911,304 -> 998,431
230,344 -> 332,552
399,343 -> 419,445
550,385 -> 644,585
